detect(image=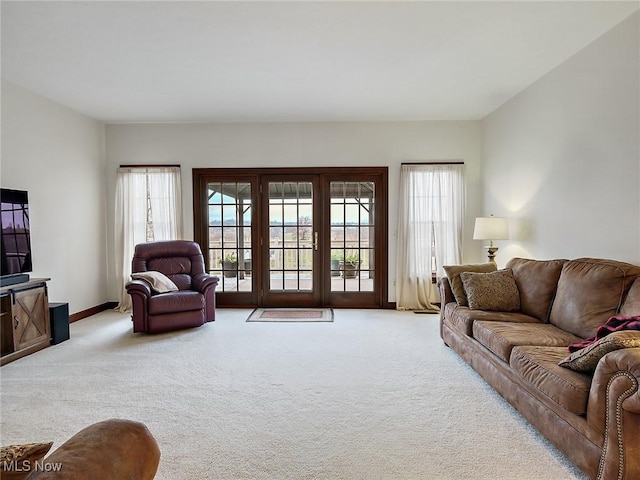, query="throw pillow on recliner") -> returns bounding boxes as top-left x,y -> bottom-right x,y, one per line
460,268 -> 521,312
131,271 -> 179,293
